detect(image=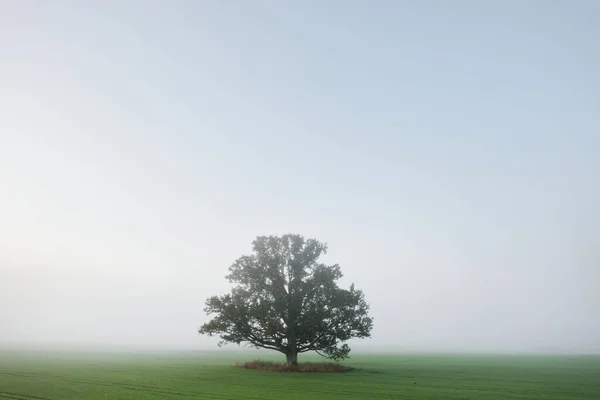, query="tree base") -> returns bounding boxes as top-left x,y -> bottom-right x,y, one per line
236,360 -> 353,373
